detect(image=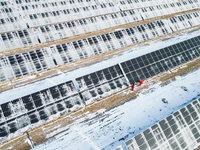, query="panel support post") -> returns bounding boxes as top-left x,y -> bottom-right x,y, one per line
25,131 -> 34,149
118,63 -> 130,87
73,79 -> 86,106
